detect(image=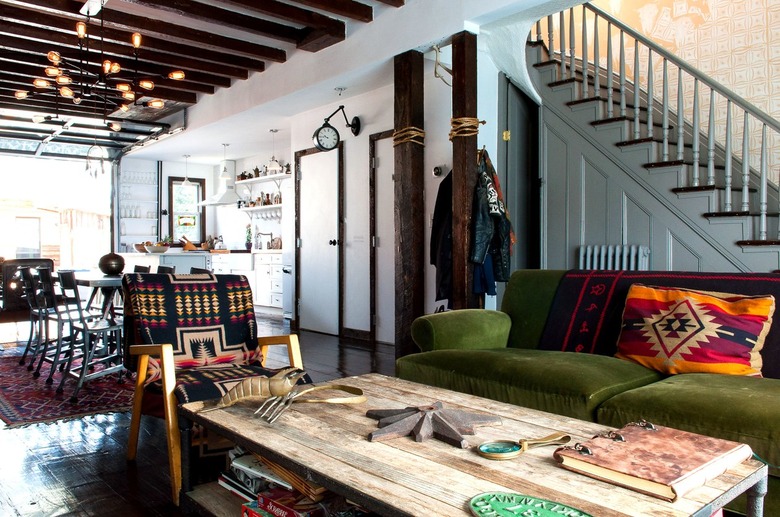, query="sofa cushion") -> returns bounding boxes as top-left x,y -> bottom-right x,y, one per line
596,373 -> 780,476
396,348 -> 663,421
616,284 -> 774,376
